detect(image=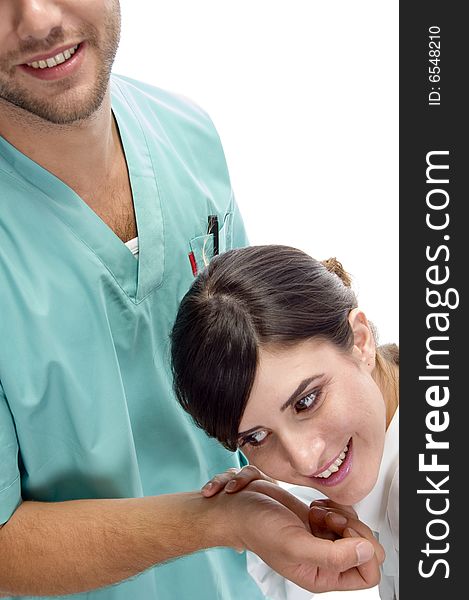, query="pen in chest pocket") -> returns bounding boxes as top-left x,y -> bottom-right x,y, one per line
207,215 -> 219,256
188,214 -> 220,277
